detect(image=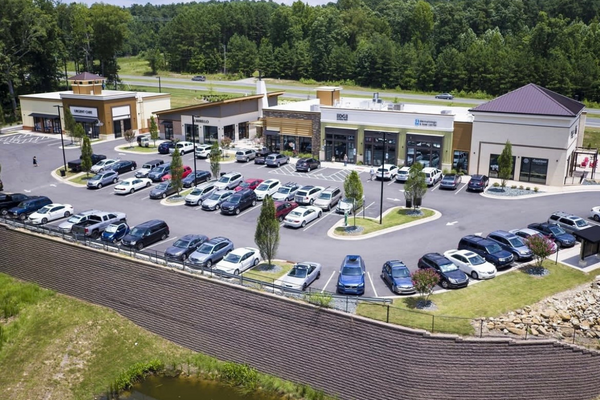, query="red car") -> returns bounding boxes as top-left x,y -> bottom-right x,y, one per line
274,200 -> 298,222
235,178 -> 264,192
162,165 -> 192,181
